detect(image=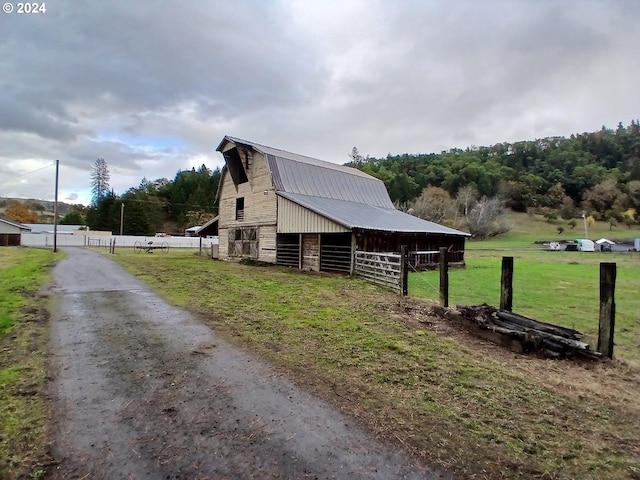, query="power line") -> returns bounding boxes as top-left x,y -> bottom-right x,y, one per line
0,162 -> 55,188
